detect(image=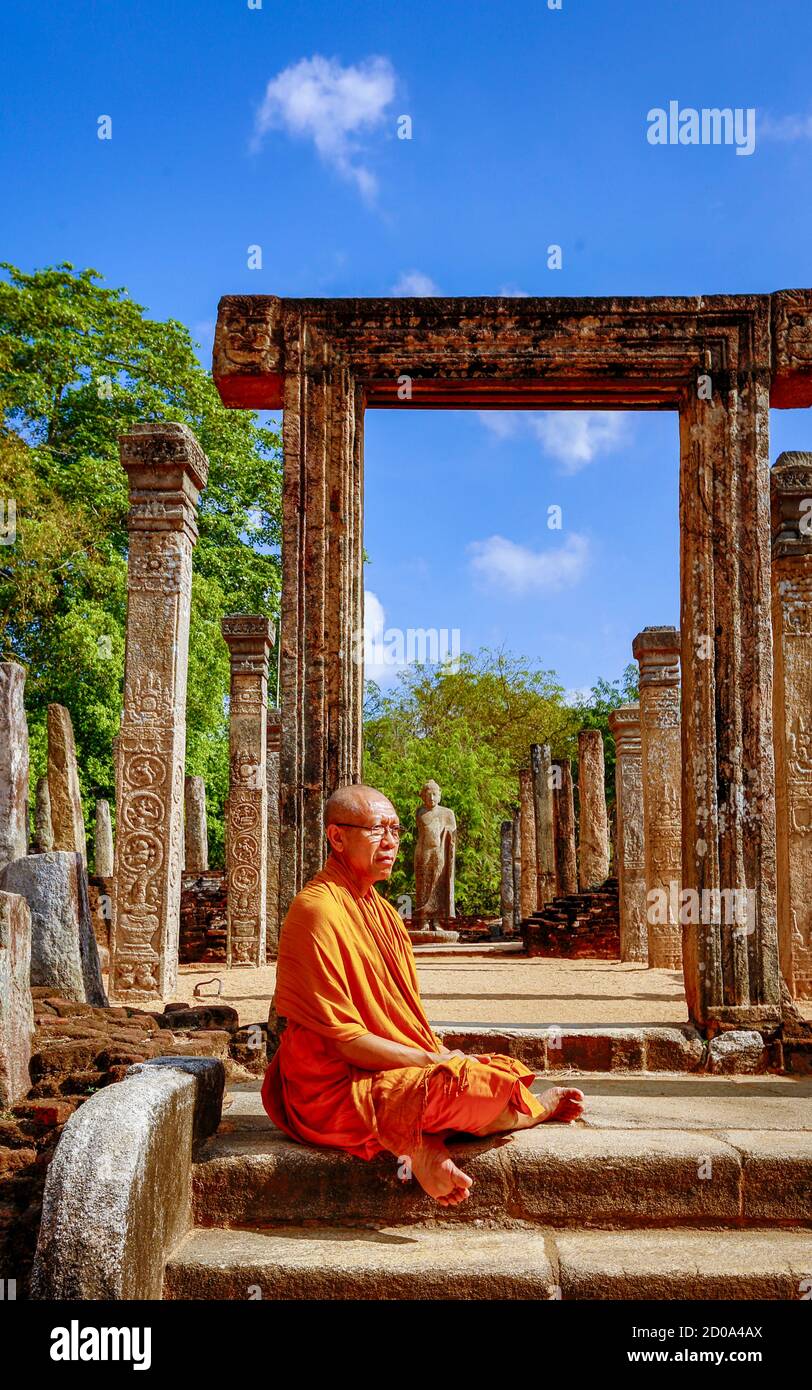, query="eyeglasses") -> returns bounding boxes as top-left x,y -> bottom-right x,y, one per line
332,821 -> 402,842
